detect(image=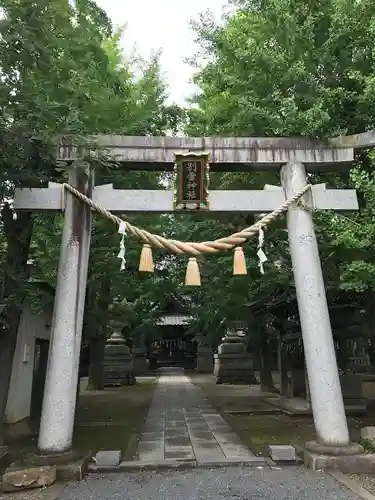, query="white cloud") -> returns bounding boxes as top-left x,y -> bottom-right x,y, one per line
95,0 -> 229,105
